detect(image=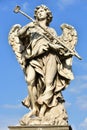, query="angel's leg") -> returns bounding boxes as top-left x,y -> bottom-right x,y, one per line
39,54 -> 57,117
26,65 -> 38,117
